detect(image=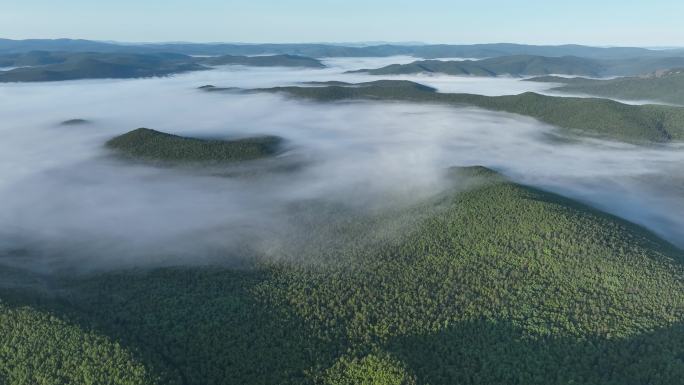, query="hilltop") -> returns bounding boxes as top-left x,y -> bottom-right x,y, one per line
105,128 -> 284,163
2,166 -> 683,384
256,80 -> 684,143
